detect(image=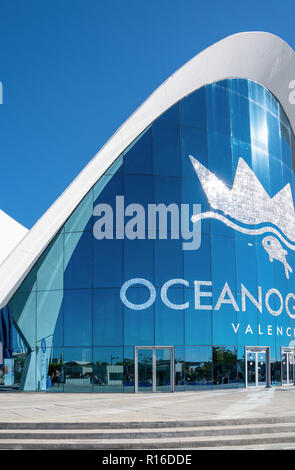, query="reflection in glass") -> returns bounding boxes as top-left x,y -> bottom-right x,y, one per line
123,347 -> 135,392
246,352 -> 256,387
185,347 -> 212,390
93,347 -> 123,393
137,349 -> 153,392
246,349 -> 267,387
46,348 -> 64,393
156,348 -> 171,393
213,346 -> 237,388
174,347 -> 185,391
281,349 -> 295,386
63,348 -> 92,392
